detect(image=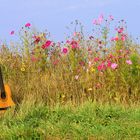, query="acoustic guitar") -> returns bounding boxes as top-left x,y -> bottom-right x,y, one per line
0,67 -> 15,113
